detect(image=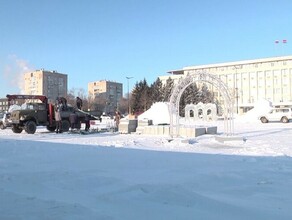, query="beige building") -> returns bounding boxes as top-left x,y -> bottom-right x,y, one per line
0,98 -> 9,112
88,80 -> 123,113
160,55 -> 292,114
24,69 -> 68,103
